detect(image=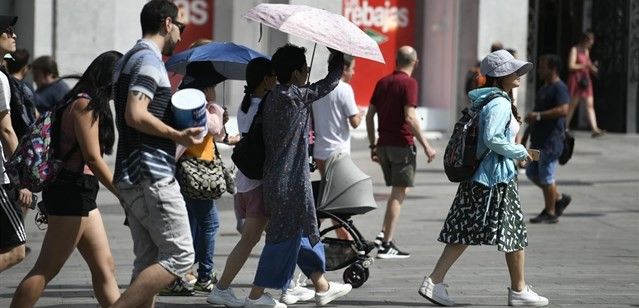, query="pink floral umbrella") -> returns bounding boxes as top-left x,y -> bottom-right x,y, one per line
244,3 -> 385,64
